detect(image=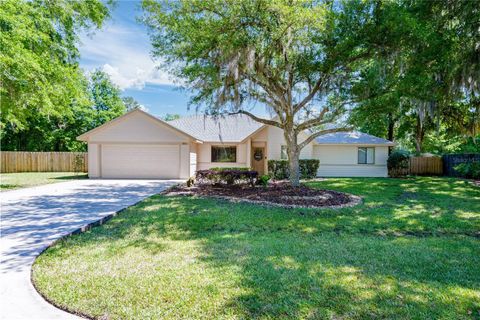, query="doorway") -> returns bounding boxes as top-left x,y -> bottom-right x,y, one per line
251,147 -> 265,175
